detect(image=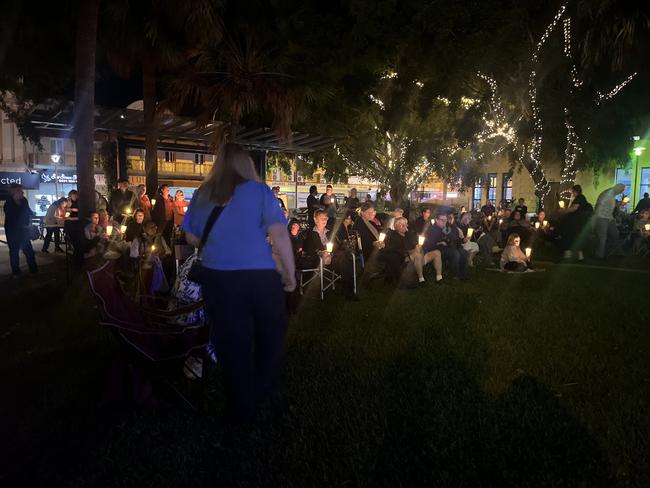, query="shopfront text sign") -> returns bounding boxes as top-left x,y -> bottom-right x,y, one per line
0,172 -> 41,189
40,170 -> 78,185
